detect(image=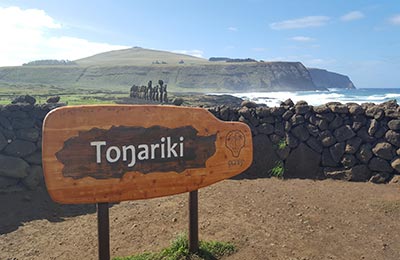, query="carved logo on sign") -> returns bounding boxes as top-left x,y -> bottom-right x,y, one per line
225,130 -> 245,157
56,125 -> 216,179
